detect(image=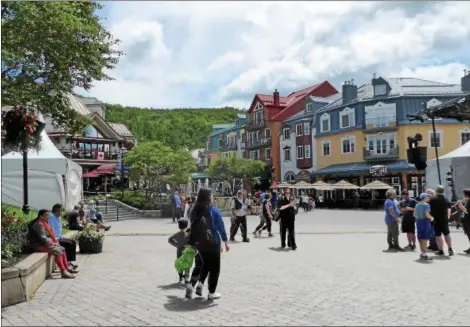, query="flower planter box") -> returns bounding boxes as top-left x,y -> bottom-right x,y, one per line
78,239 -> 103,254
